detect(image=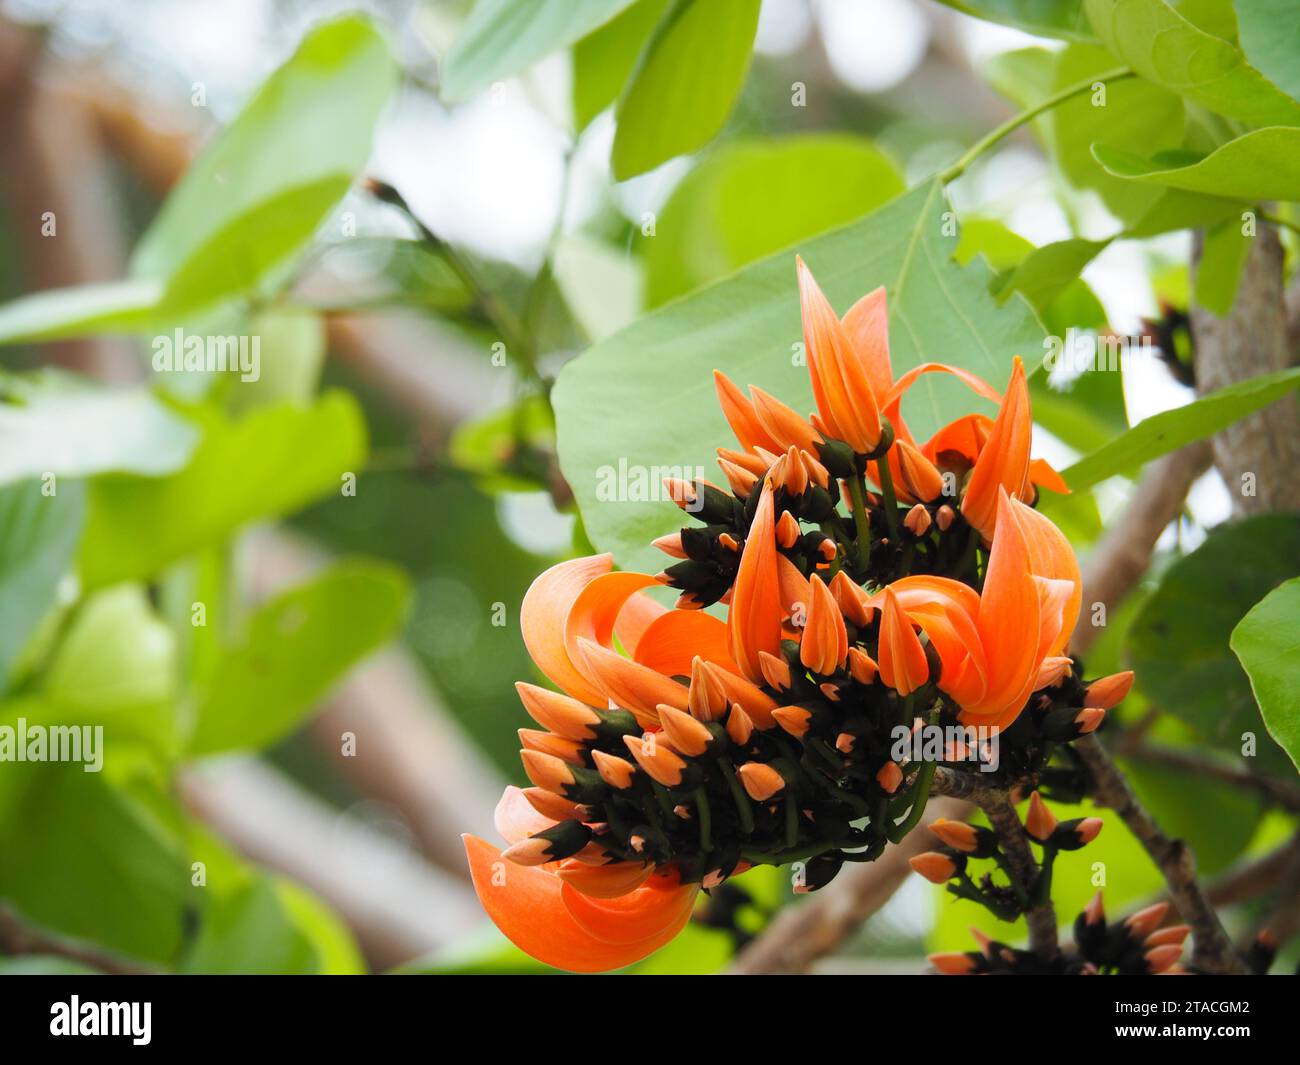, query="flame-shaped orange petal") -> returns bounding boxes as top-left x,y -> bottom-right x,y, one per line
797,257 -> 882,454
575,638 -> 688,727
713,370 -> 780,453
494,785 -> 556,846
729,485 -> 783,682
961,357 -> 1032,540
800,575 -> 848,675
841,285 -> 894,407
565,571 -> 659,686
633,609 -> 741,677
1015,497 -> 1082,655
877,587 -> 929,696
